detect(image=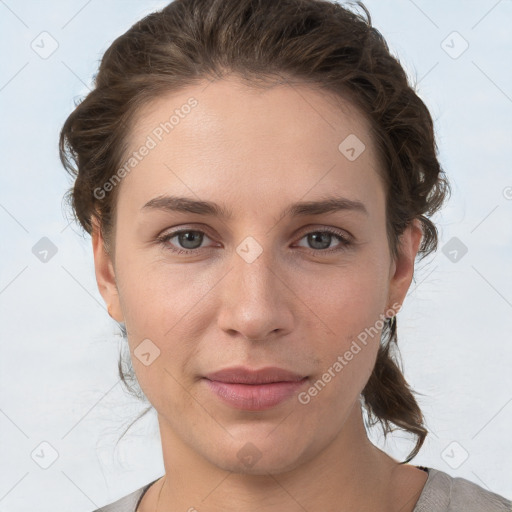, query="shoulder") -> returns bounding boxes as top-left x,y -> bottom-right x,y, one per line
414,467 -> 512,512
91,480 -> 155,512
